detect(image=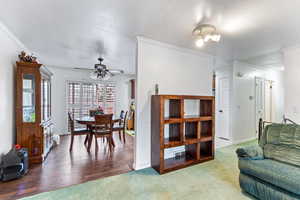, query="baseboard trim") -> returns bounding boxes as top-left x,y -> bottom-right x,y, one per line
232,137 -> 258,145
134,162 -> 151,170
